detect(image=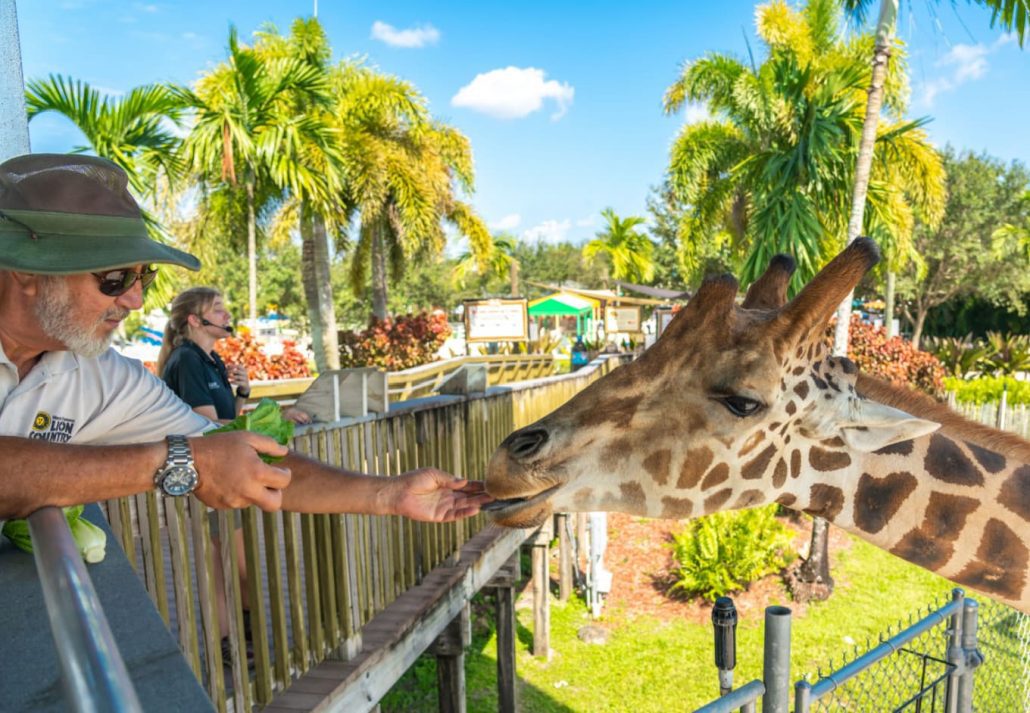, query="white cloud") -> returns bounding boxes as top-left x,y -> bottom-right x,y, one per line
490,214 -> 521,231
683,101 -> 710,124
370,21 -> 440,48
522,219 -> 571,244
918,37 -> 1013,106
575,216 -> 597,228
452,67 -> 574,120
